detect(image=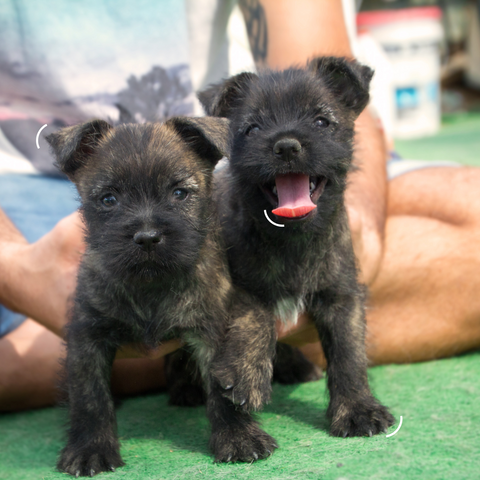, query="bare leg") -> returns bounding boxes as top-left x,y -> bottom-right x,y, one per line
387,166 -> 480,225
367,167 -> 480,363
291,167 -> 480,366
0,319 -> 64,410
0,319 -> 167,411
